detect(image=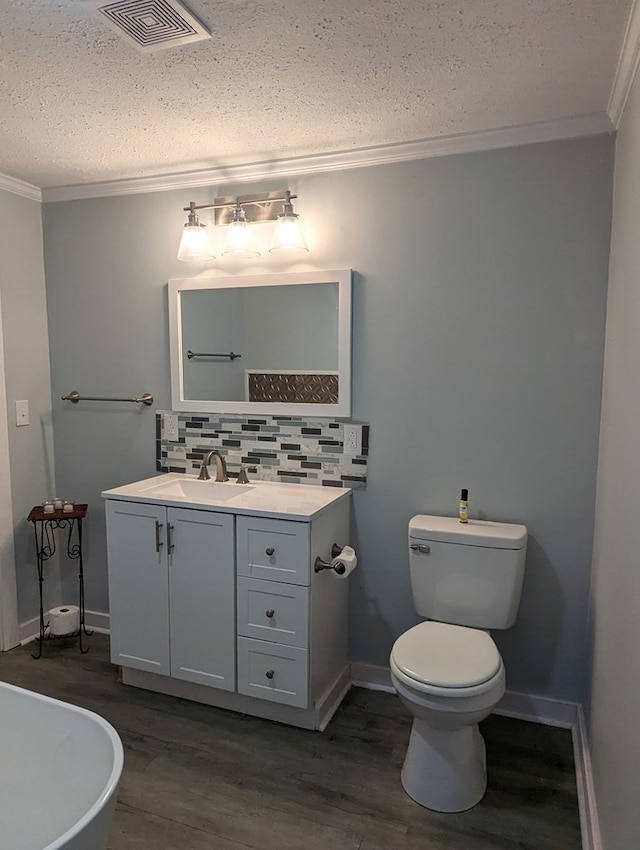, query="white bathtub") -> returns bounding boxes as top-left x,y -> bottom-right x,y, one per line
0,681 -> 124,850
